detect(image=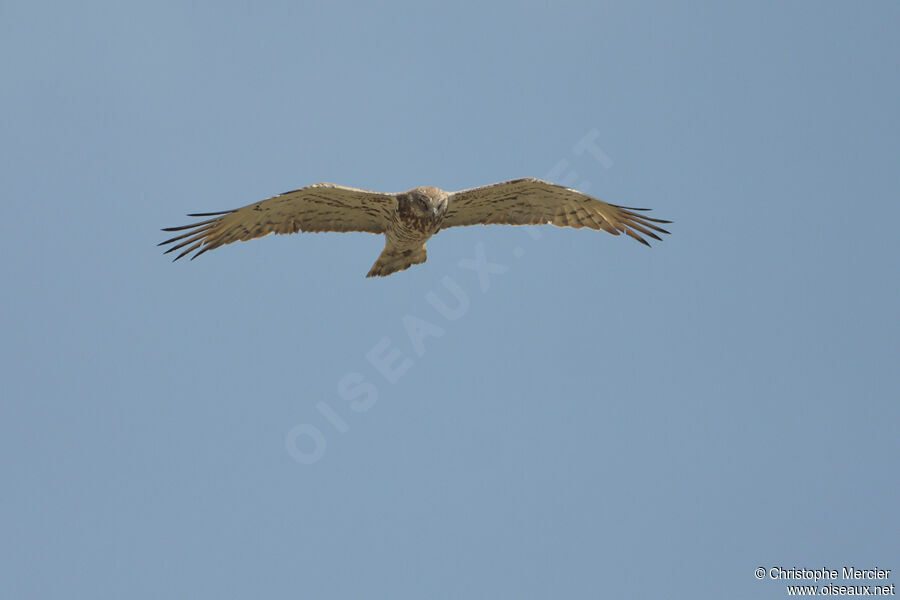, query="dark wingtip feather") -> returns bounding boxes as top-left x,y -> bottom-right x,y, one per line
161,217 -> 220,232
187,210 -> 235,217
174,246 -> 197,261
190,247 -> 211,261
160,214 -> 224,258
613,203 -> 673,224
158,233 -> 191,246
623,227 -> 652,246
